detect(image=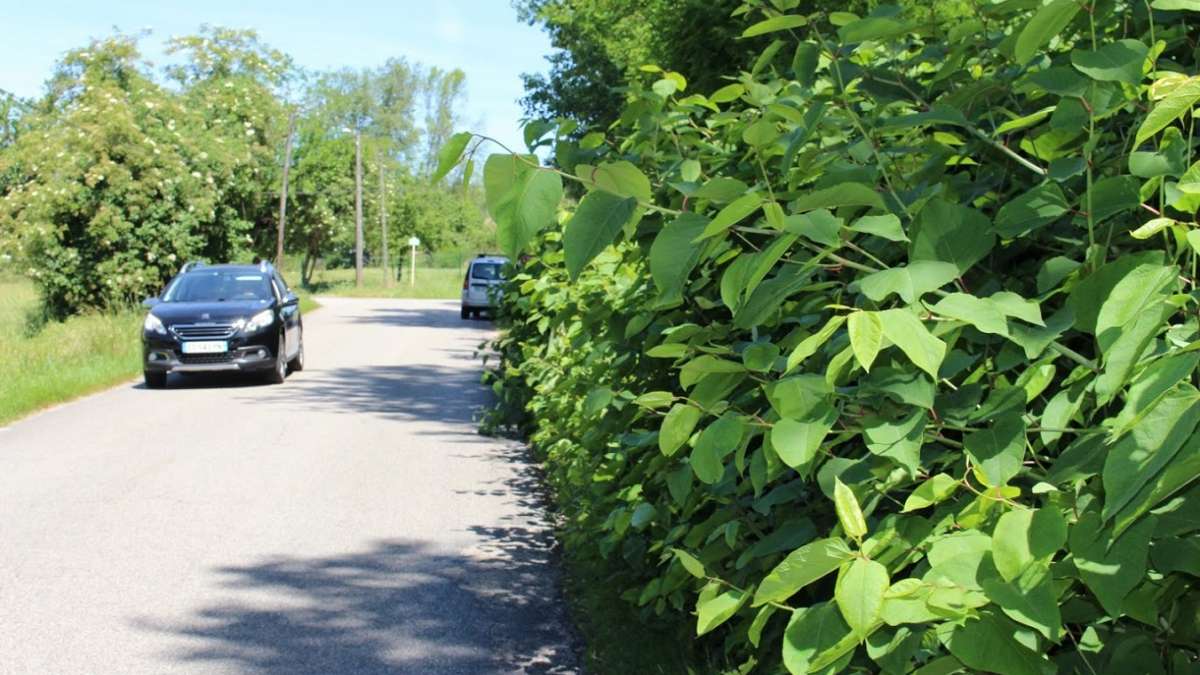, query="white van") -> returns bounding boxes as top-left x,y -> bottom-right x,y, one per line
460,254 -> 509,319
